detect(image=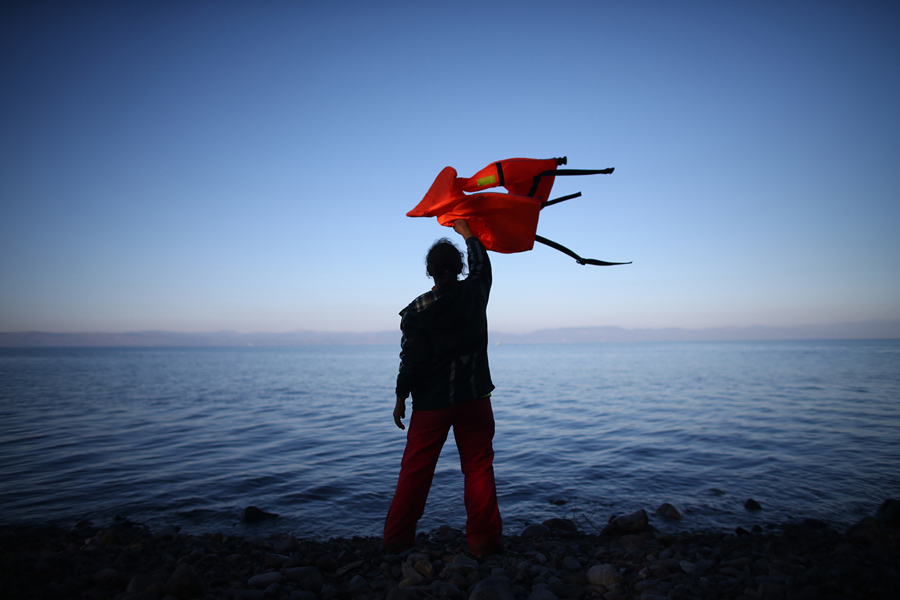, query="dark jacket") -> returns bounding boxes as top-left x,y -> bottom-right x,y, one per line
395,237 -> 494,411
